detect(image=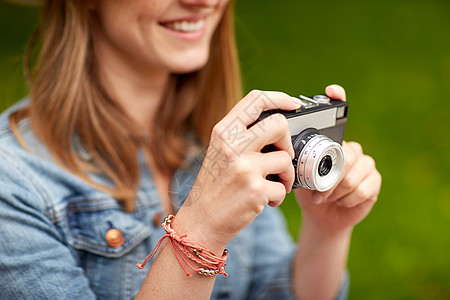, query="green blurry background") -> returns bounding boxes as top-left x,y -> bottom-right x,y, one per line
1,1 -> 450,299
